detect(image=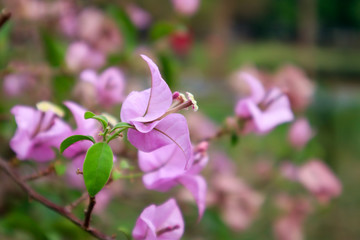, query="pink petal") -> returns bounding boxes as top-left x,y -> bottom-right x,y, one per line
120,55 -> 172,124
80,69 -> 98,85
132,205 -> 158,240
128,113 -> 193,168
64,101 -> 99,135
96,67 -> 126,106
178,174 -> 207,219
11,106 -> 41,136
240,72 -> 265,103
139,144 -> 186,191
172,0 -> 200,16
27,144 -> 56,162
154,198 -> 184,240
249,94 -> 293,133
120,89 -> 151,124
288,118 -> 314,150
